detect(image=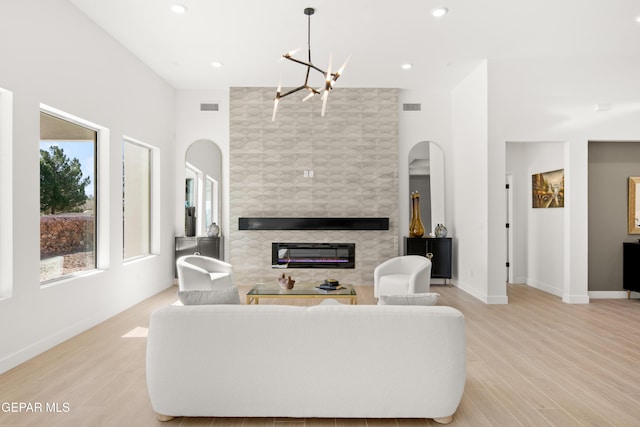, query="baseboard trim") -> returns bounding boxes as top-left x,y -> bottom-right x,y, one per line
455,283 -> 508,304
526,278 -> 563,298
562,293 -> 590,304
486,295 -> 509,304
589,290 -> 640,299
455,283 -> 486,303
